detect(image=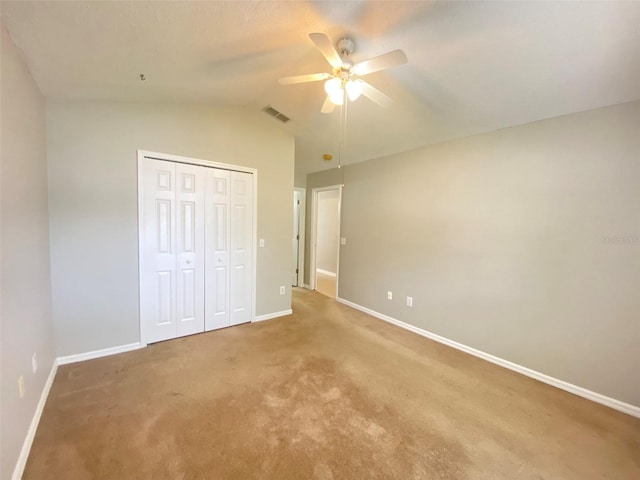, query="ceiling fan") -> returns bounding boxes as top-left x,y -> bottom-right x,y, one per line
278,33 -> 408,113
